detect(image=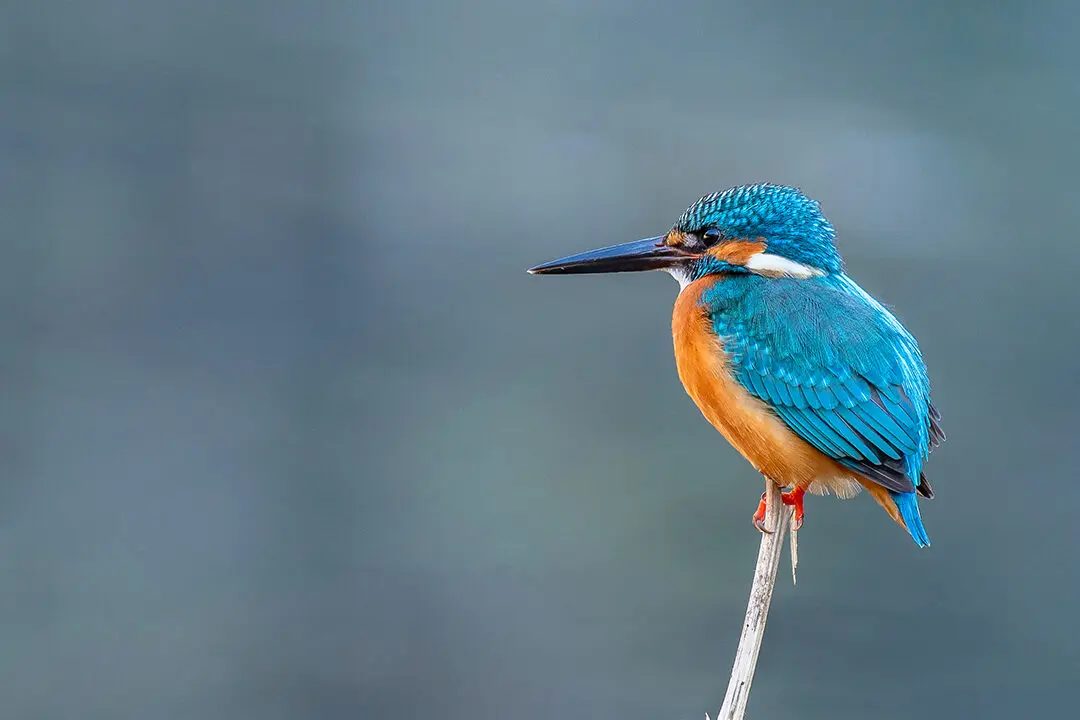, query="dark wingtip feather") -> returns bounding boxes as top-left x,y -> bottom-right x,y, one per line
916,473 -> 935,499
928,402 -> 946,448
838,457 -> 917,495
929,401 -> 942,421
